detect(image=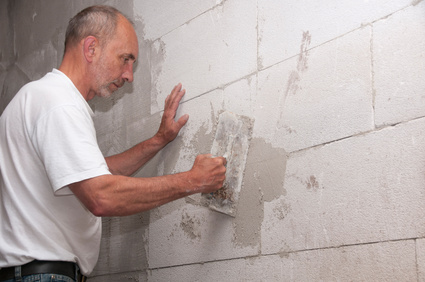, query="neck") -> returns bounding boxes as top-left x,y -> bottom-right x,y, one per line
59,51 -> 93,101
